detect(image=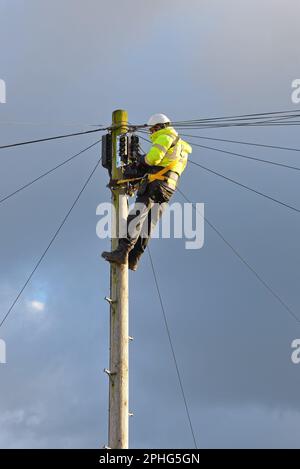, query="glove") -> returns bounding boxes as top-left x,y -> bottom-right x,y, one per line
136,153 -> 148,166
123,162 -> 147,179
